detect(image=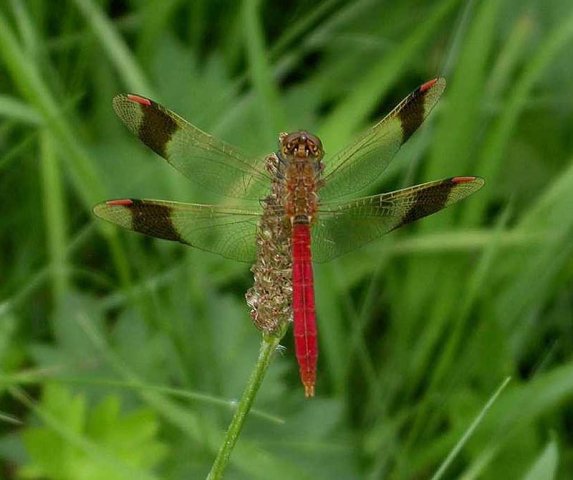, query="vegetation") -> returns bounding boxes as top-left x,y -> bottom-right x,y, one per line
1,0 -> 573,478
